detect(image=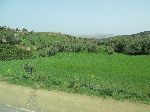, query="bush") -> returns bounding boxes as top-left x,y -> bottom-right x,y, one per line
84,43 -> 98,52
70,43 -> 83,52
0,30 -> 21,45
0,44 -> 33,61
113,39 -> 126,53
106,46 -> 115,54
47,47 -> 58,56
106,37 -> 126,53
105,35 -> 150,55
52,41 -> 65,52
142,38 -> 150,54
38,48 -> 49,57
124,39 -> 143,55
23,62 -> 36,75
